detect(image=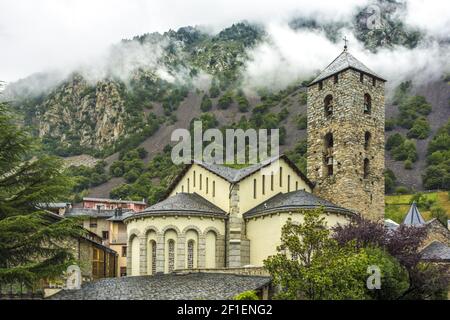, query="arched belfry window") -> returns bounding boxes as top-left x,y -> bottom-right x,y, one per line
324,133 -> 334,176
364,131 -> 371,150
168,240 -> 175,272
324,95 -> 334,117
364,94 -> 372,114
187,240 -> 195,269
363,158 -> 370,179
